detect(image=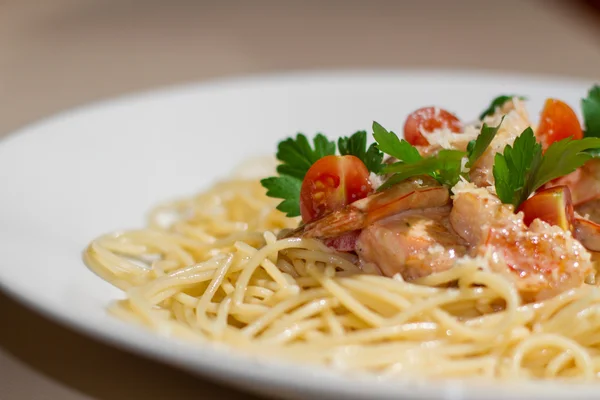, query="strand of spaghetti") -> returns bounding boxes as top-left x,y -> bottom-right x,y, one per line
107,301 -> 146,325
175,292 -> 214,310
261,298 -> 340,339
541,290 -> 600,334
286,248 -> 361,272
170,298 -> 188,325
229,302 -> 271,319
195,254 -> 234,333
546,351 -> 577,378
235,241 -> 290,289
312,320 -> 440,348
509,333 -> 594,380
577,331 -> 600,347
414,263 -> 481,286
306,263 -> 384,327
147,287 -> 186,305
425,271 -> 520,341
240,288 -> 329,337
292,258 -> 308,277
276,257 -> 299,278
333,342 -> 498,374
253,283 -> 297,307
171,223 -> 217,244
142,255 -> 241,298
464,306 -> 534,328
336,314 -> 371,330
86,242 -> 149,277
126,287 -> 164,326
124,230 -> 207,253
250,279 -> 281,292
167,257 -> 225,276
268,318 -> 325,344
221,277 -> 236,295
96,237 -> 149,256
83,246 -> 137,290
182,302 -> 200,331
232,238 -> 318,305
109,301 -> 203,343
214,296 -> 233,337
426,356 -> 498,377
150,260 -> 166,278
356,274 -> 441,295
338,278 -> 415,312
263,231 -> 279,263
322,307 -> 345,336
383,290 -> 463,326
244,286 -> 274,300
